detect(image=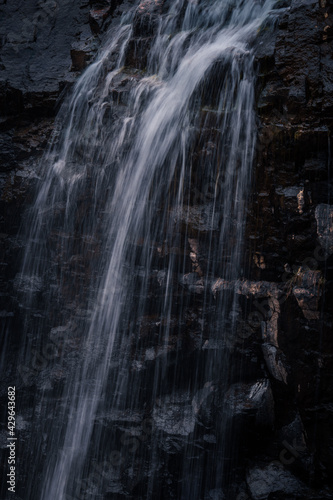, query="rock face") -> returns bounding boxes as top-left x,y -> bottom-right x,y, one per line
224,379 -> 275,428
0,1 -> 333,499
1,0 -> 90,111
315,203 -> 333,255
250,1 -> 333,493
246,462 -> 305,500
